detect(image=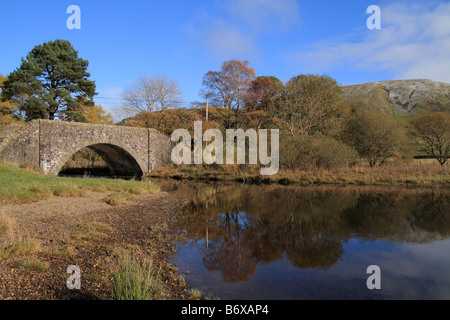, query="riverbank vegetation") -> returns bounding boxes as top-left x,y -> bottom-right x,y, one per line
147,159 -> 450,187
119,61 -> 449,179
